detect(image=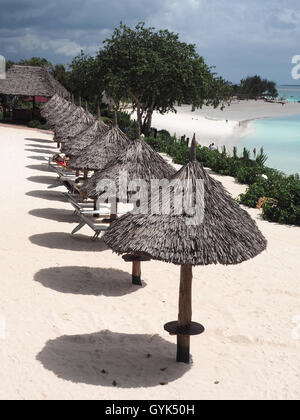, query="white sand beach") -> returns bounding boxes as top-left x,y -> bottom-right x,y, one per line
151,100 -> 300,149
0,124 -> 300,400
